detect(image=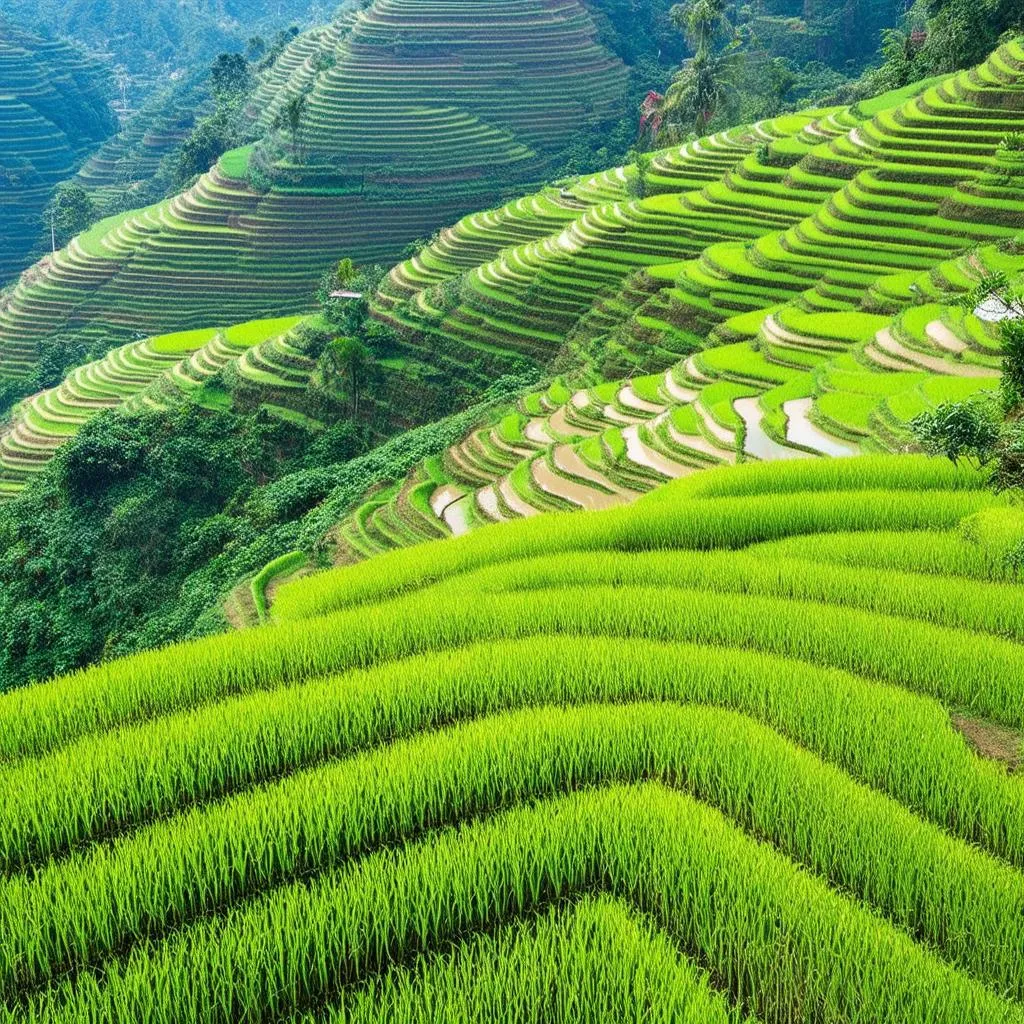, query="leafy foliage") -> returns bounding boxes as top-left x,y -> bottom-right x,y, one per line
0,359 -> 538,689
858,0 -> 1024,92
173,50 -> 263,187
910,398 -> 1002,467
40,183 -> 95,250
